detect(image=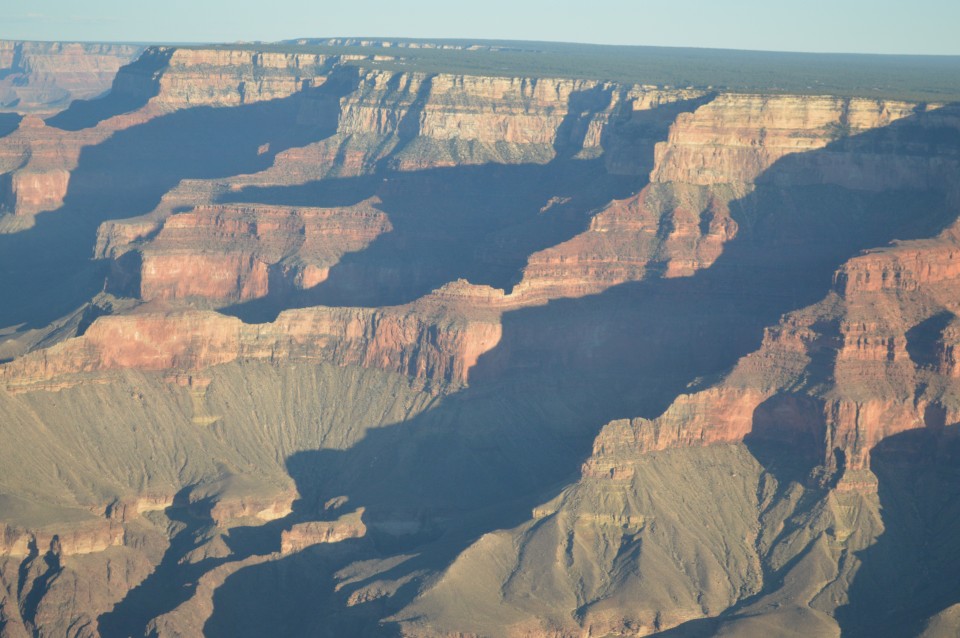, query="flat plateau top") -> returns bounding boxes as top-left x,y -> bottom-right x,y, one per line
177,37 -> 960,103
